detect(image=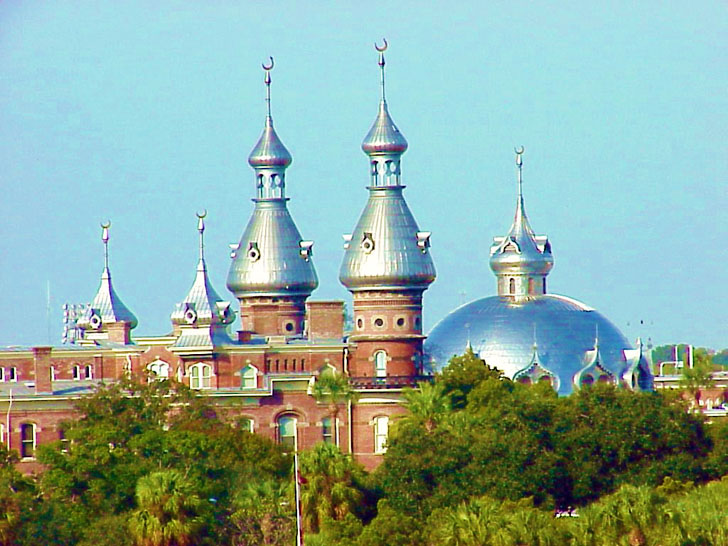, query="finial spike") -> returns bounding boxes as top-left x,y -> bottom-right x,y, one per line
196,210 -> 207,261
262,56 -> 274,119
374,39 -> 388,102
100,221 -> 111,270
515,146 -> 525,201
